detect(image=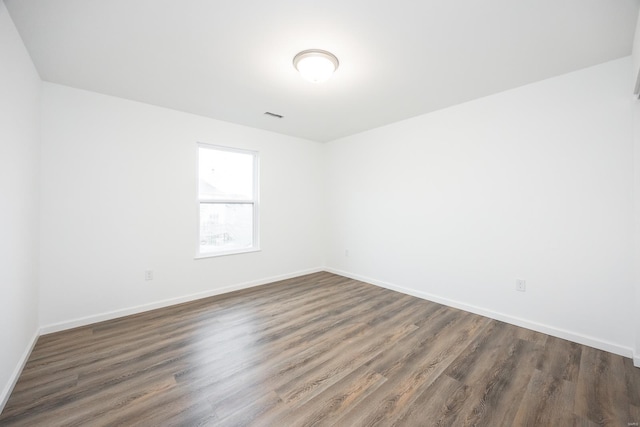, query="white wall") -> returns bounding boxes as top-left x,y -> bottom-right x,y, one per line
0,1 -> 42,409
39,83 -> 325,328
633,9 -> 640,91
632,9 -> 640,366
326,57 -> 635,356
